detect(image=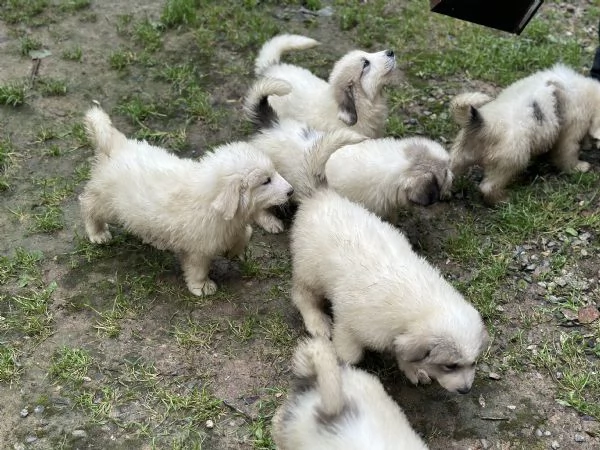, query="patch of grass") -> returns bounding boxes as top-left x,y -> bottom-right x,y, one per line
0,247 -> 44,286
20,35 -> 43,56
109,49 -> 137,70
3,283 -> 56,338
0,0 -> 48,24
227,316 -> 257,343
134,18 -> 164,52
133,126 -> 188,152
0,345 -> 22,383
49,346 -> 93,384
30,205 -> 64,233
158,62 -> 196,94
37,77 -> 68,96
260,313 -> 296,351
35,126 -> 59,143
173,319 -> 221,348
44,144 -> 62,157
161,0 -> 198,28
116,95 -> 163,123
0,138 -> 16,172
156,385 -> 224,423
61,45 -> 83,62
68,121 -> 91,149
0,82 -> 27,107
59,0 -> 91,13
